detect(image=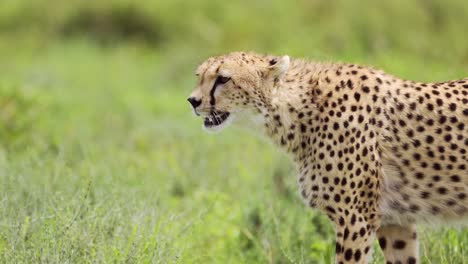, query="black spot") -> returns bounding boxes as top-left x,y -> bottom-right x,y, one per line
350,214 -> 356,225
410,204 -> 420,212
449,103 -> 457,111
437,187 -> 447,195
359,227 -> 366,236
326,206 -> 336,214
333,122 -> 340,130
420,192 -> 430,199
439,115 -> 447,124
334,194 -> 341,203
344,248 -> 353,261
354,249 -> 362,261
450,175 -> 460,182
300,123 -> 307,133
393,240 -> 406,250
364,246 -> 370,254
339,216 -> 345,226
379,237 -> 387,250
343,228 -> 350,241
336,242 -> 342,253
338,163 -> 344,170
358,115 -> 365,123
425,135 -> 434,144
354,92 -> 361,102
